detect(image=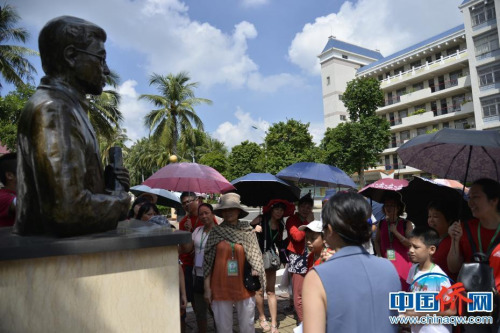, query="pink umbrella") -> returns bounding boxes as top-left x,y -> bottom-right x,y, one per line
433,179 -> 469,194
358,178 -> 409,203
143,162 -> 235,194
